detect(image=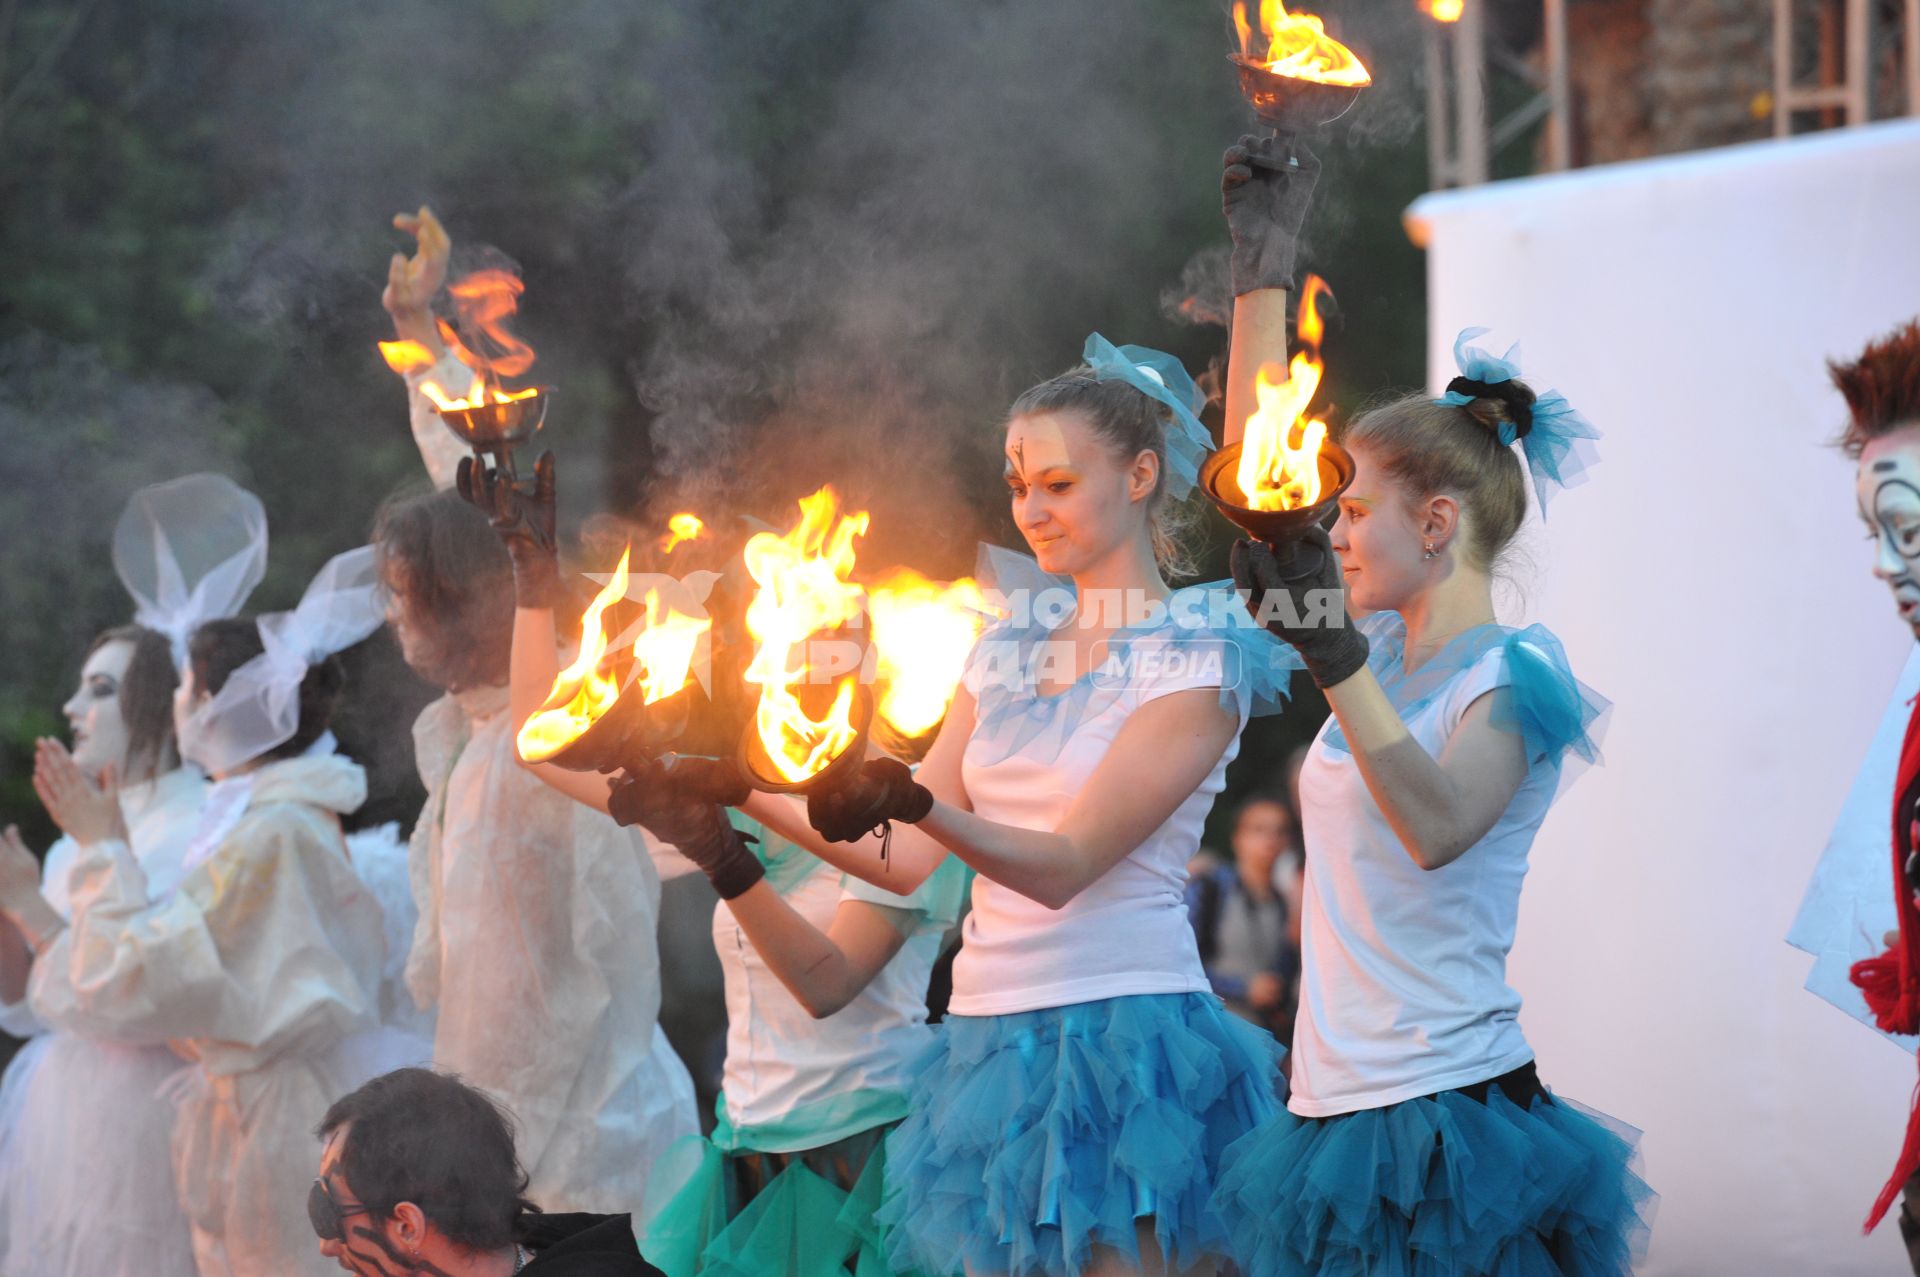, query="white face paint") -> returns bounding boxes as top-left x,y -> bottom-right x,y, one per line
64,639 -> 135,779
1858,428 -> 1920,639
